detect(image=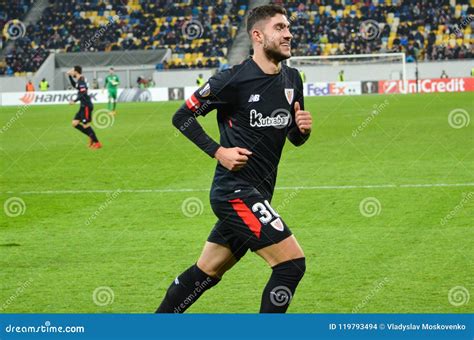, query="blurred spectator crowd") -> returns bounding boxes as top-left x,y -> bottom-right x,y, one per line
277,0 -> 473,61
0,0 -> 246,75
0,0 -> 472,76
